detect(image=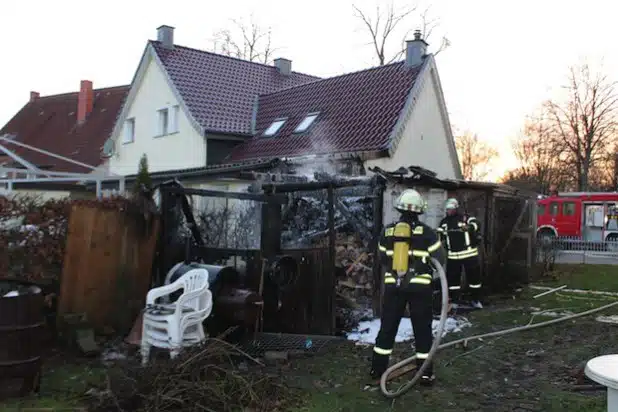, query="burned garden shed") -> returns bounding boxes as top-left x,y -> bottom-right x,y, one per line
371,166 -> 537,292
